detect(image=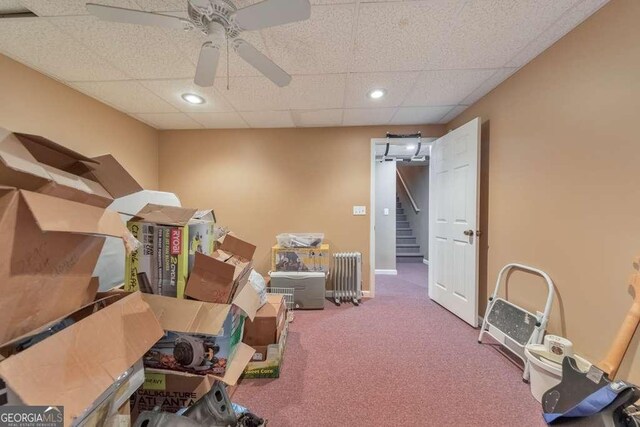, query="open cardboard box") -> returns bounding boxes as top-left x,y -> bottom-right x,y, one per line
0,292 -> 163,426
125,204 -> 216,298
243,294 -> 287,360
0,128 -> 141,208
140,279 -> 260,380
243,316 -> 289,379
185,234 -> 256,304
130,370 -> 216,423
0,187 -> 135,345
